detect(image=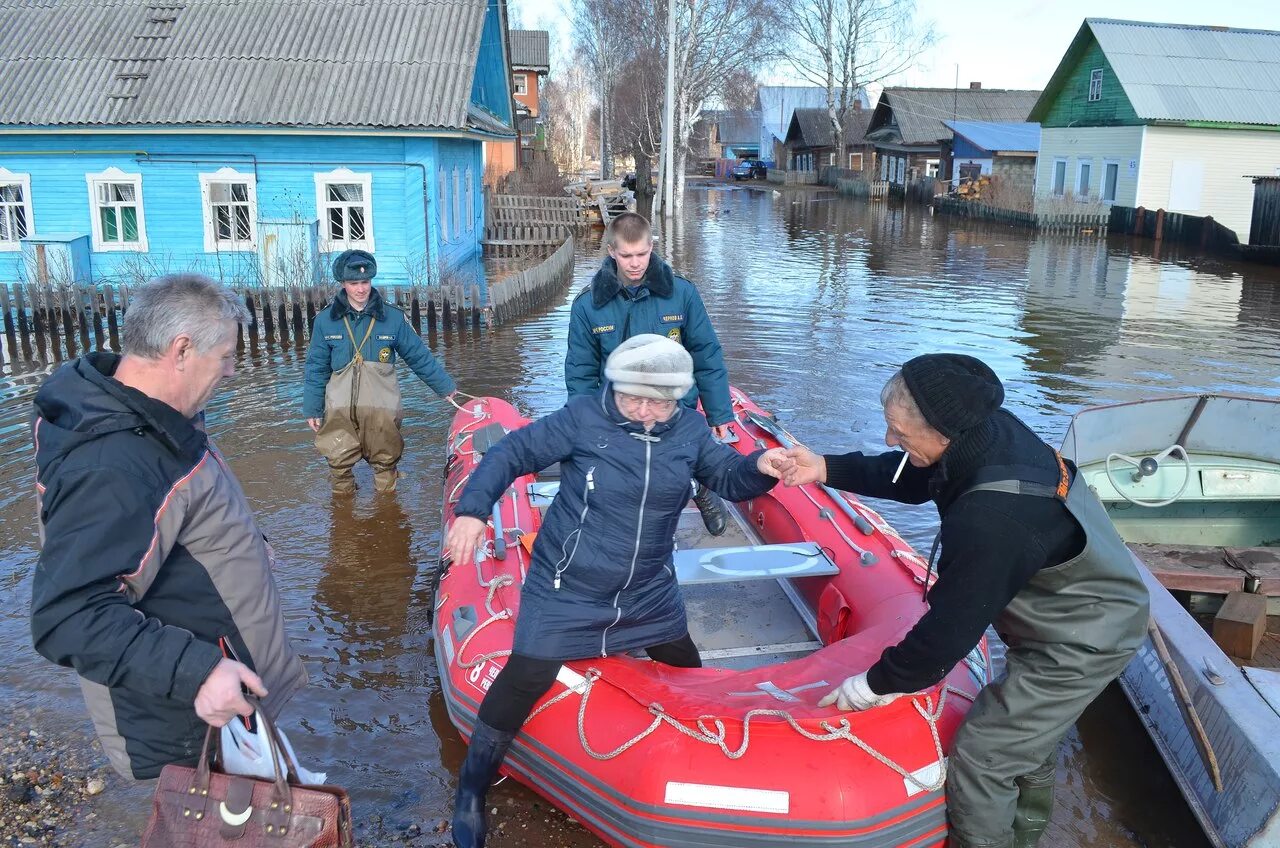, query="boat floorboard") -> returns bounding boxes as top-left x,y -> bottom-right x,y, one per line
675,507 -> 820,671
